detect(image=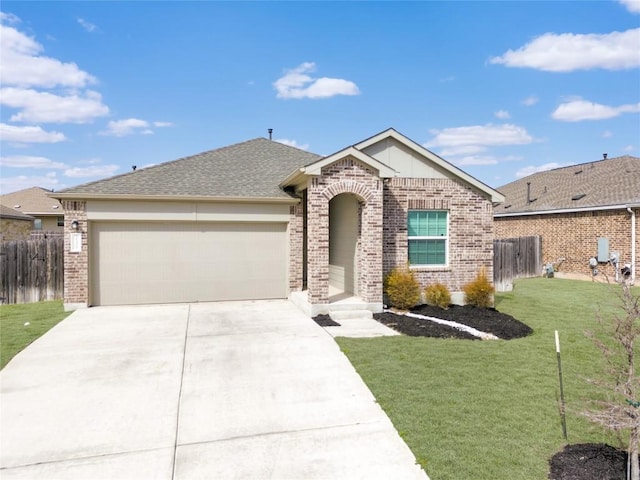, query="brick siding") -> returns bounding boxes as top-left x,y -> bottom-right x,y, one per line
384,177 -> 495,294
495,208 -> 639,278
62,200 -> 88,305
288,202 -> 304,292
306,157 -> 383,304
